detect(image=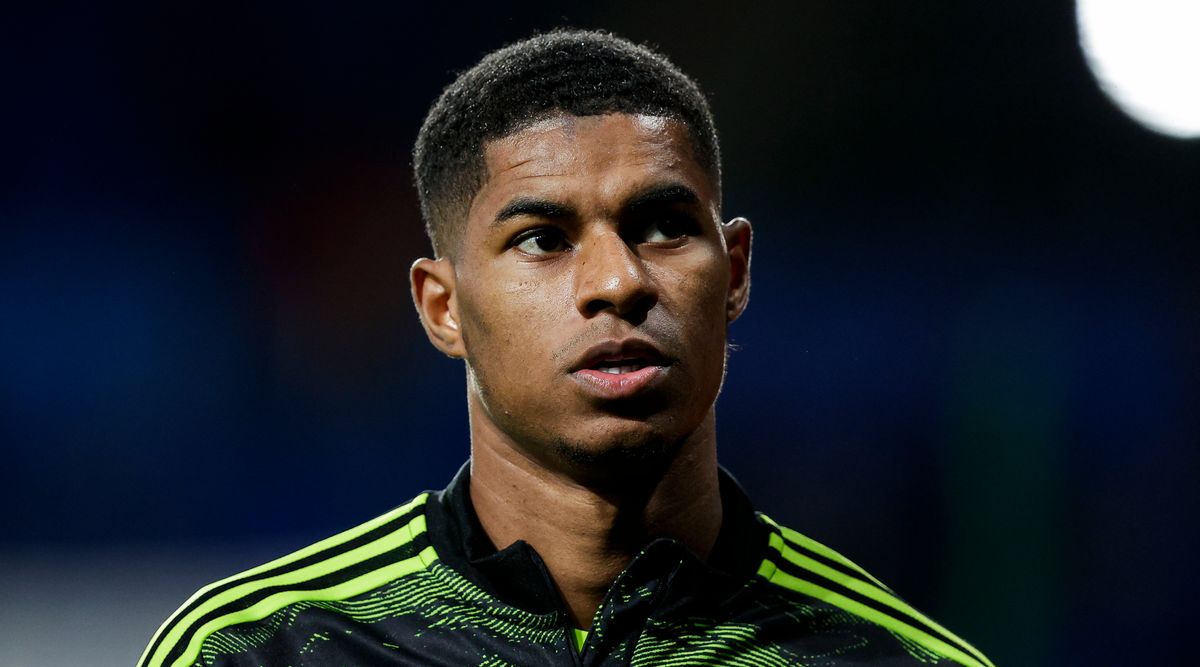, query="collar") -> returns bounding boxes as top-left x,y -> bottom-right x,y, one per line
425,460 -> 769,616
